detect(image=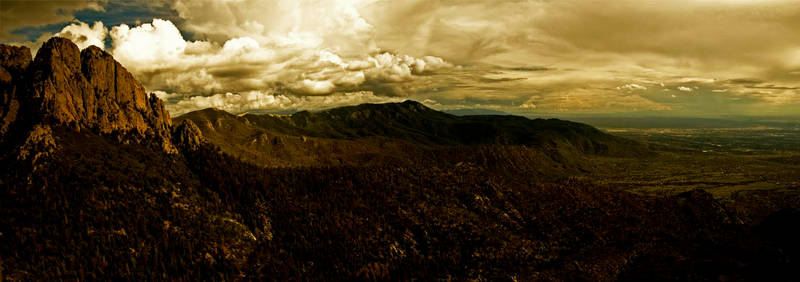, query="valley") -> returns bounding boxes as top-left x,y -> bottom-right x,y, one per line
585,126 -> 800,199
